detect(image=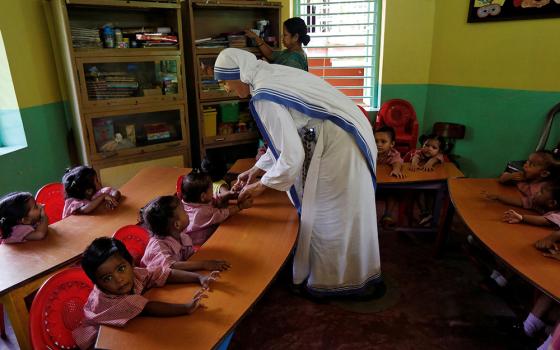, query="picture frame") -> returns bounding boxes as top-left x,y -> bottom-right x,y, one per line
467,0 -> 560,23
